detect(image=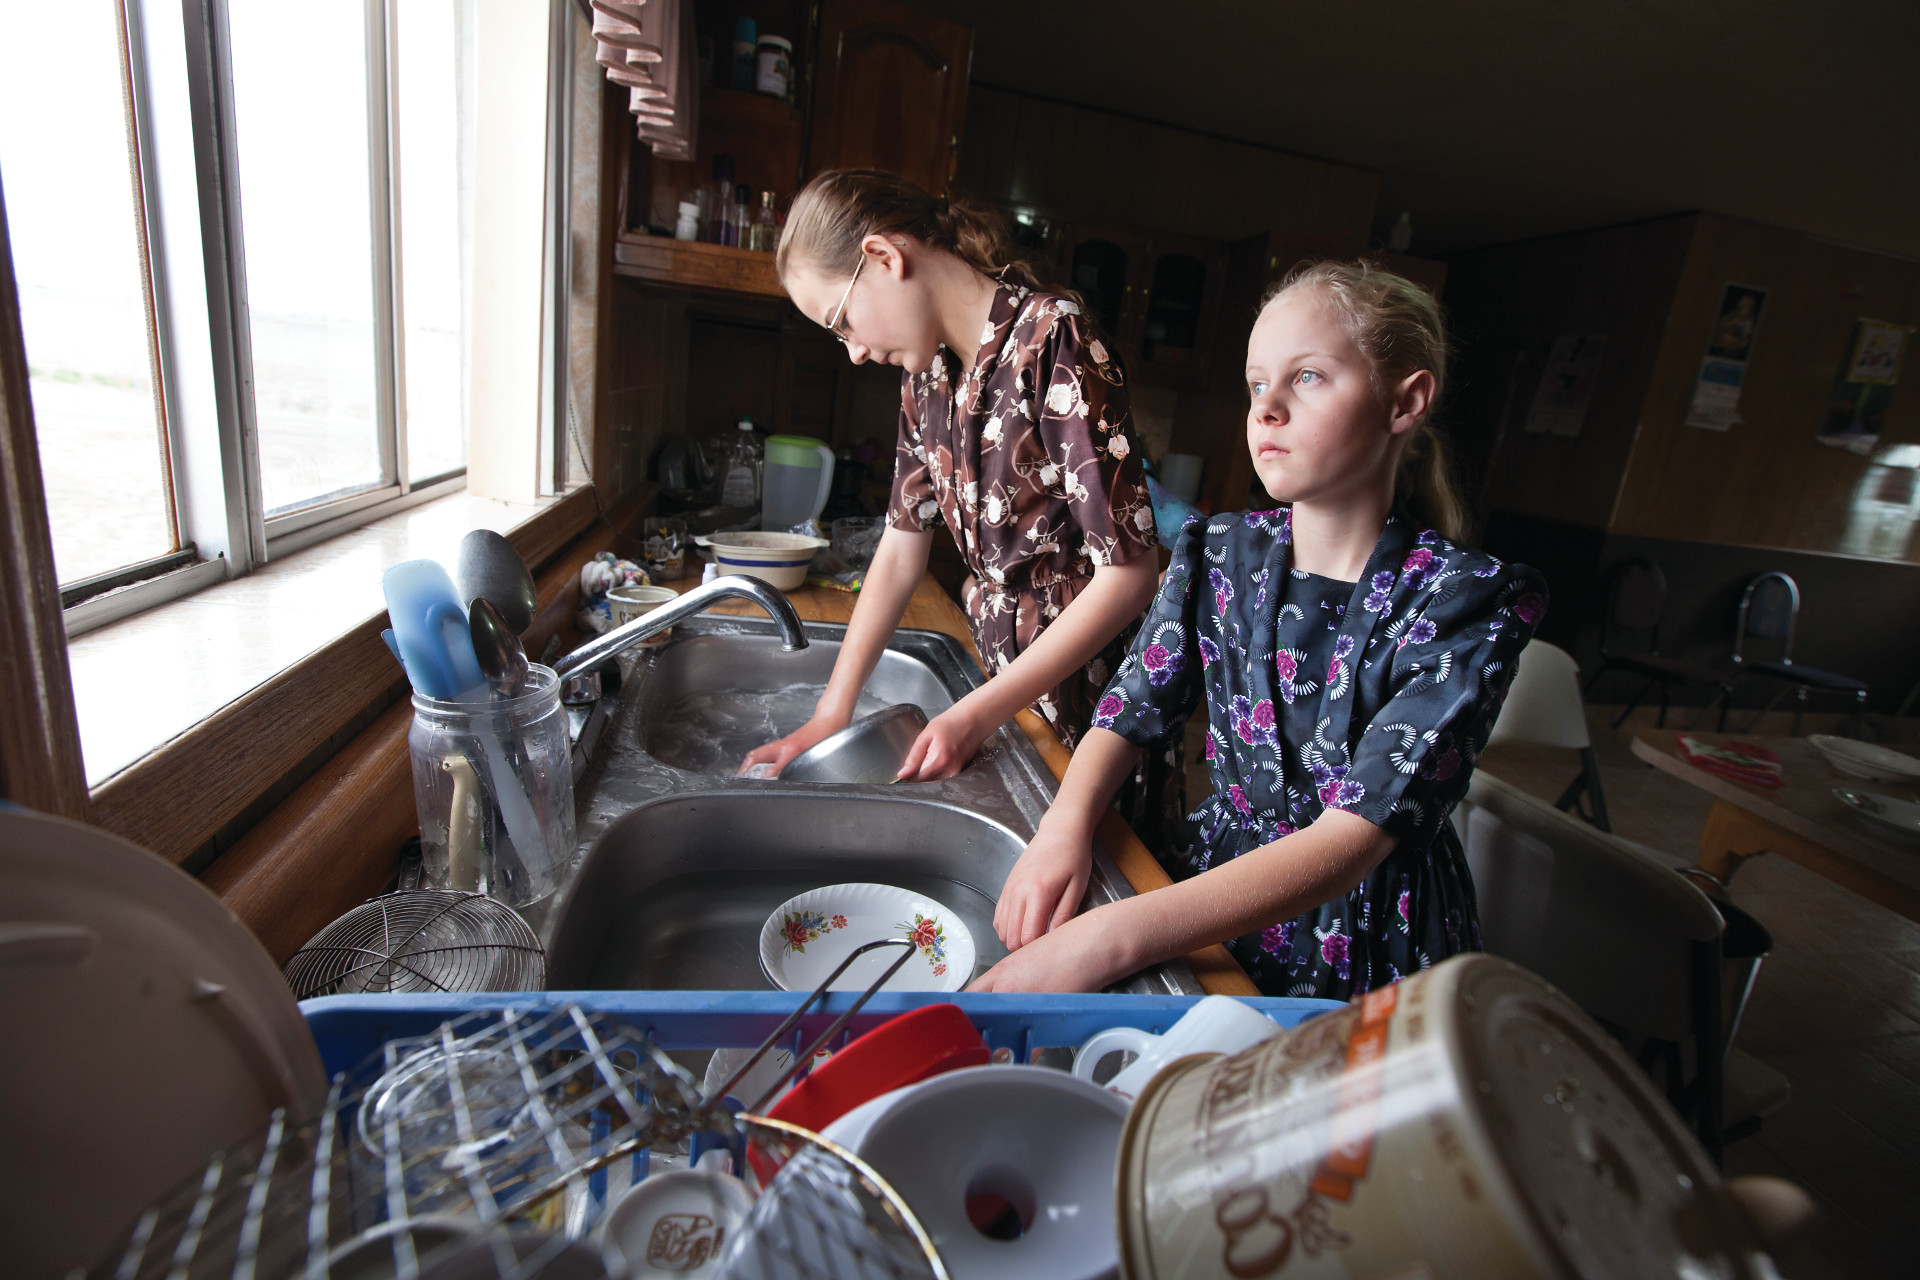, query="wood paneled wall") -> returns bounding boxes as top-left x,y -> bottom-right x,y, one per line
956,86 -> 1379,248
1613,215 -> 1920,560
1445,216 -> 1696,531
